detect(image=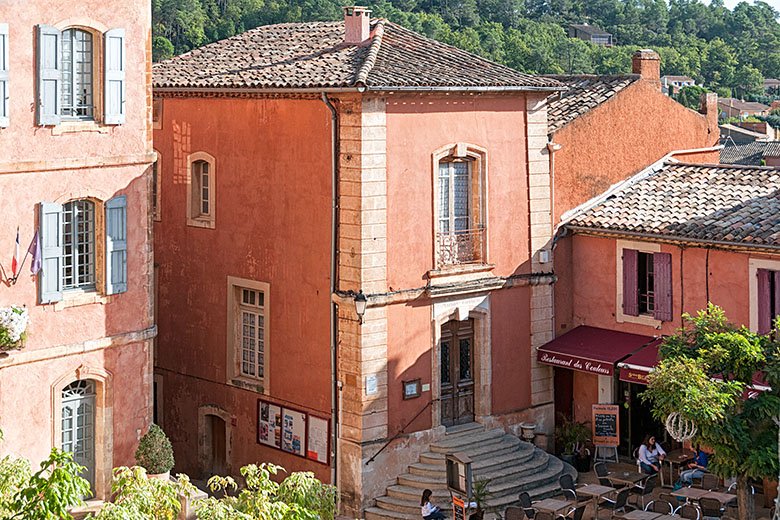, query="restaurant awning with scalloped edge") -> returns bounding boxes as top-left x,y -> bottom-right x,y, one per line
536,325 -> 659,377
